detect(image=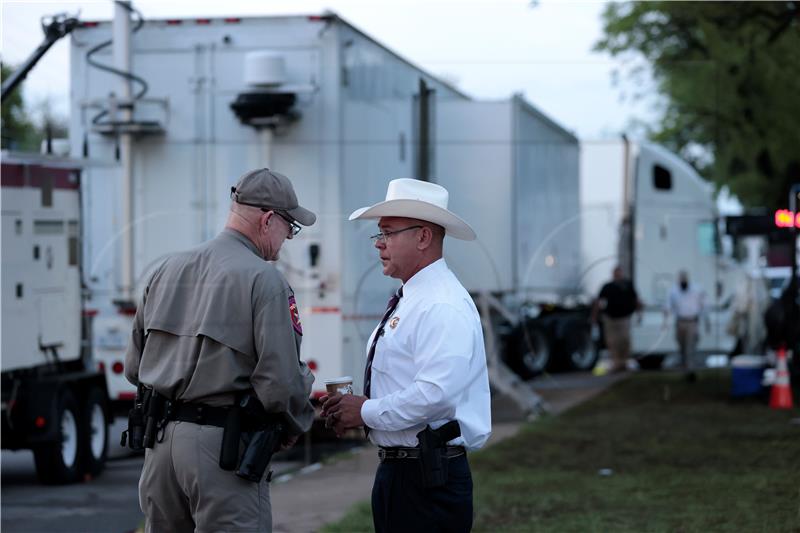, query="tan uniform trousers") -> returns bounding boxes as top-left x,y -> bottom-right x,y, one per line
602,316 -> 632,371
139,420 -> 271,533
675,318 -> 699,370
